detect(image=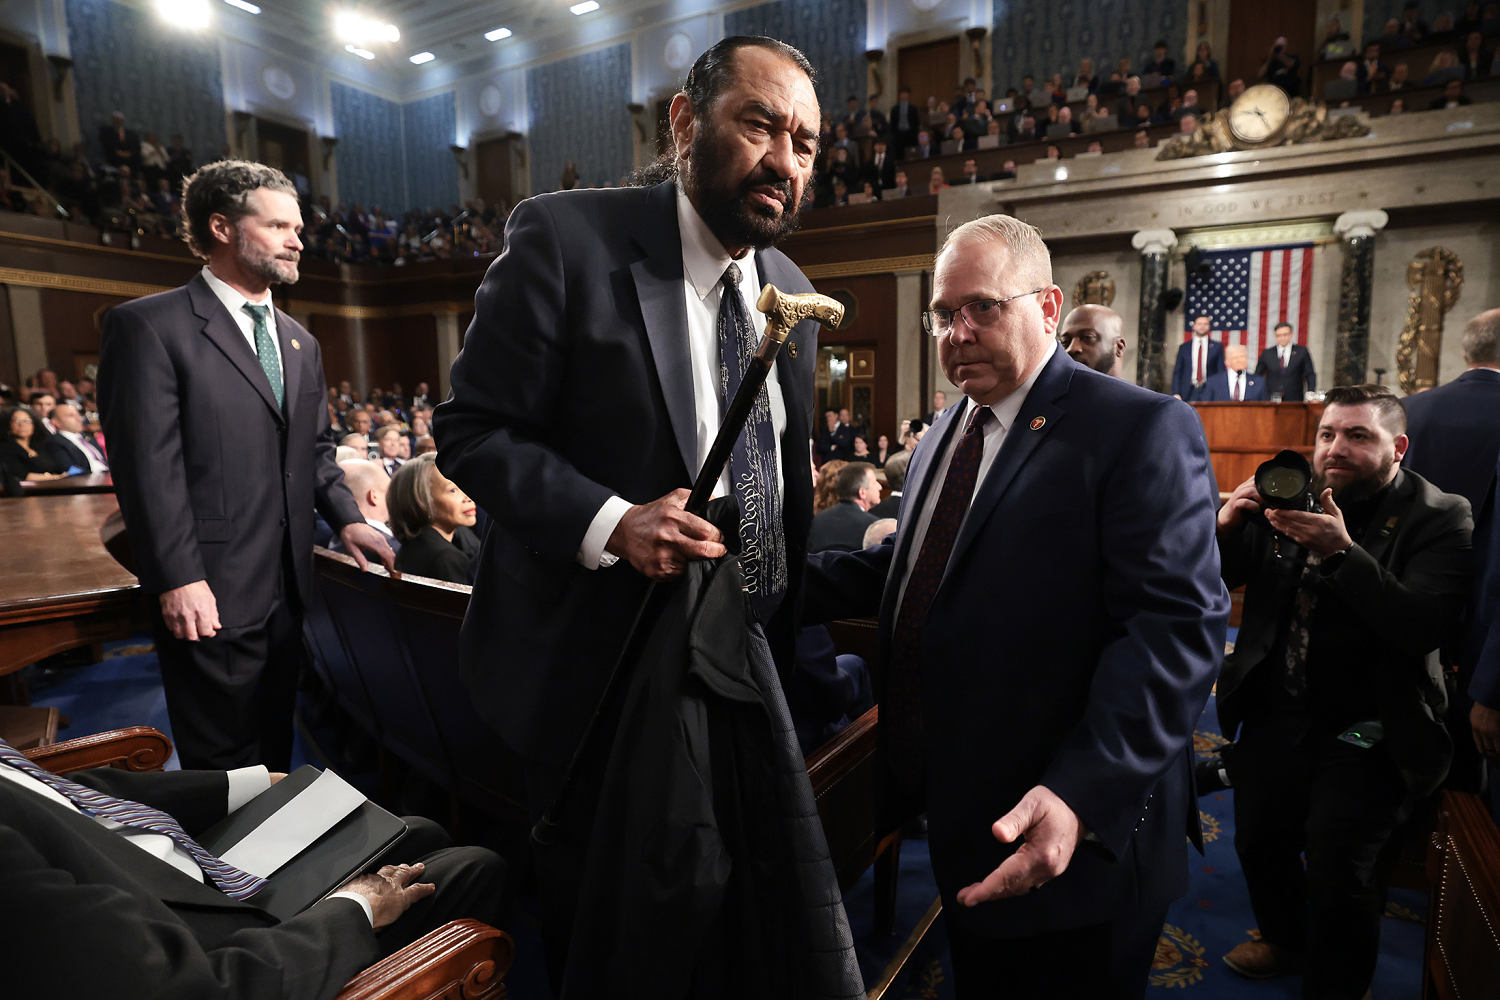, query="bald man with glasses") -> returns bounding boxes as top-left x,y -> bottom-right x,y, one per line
805,214 -> 1227,997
